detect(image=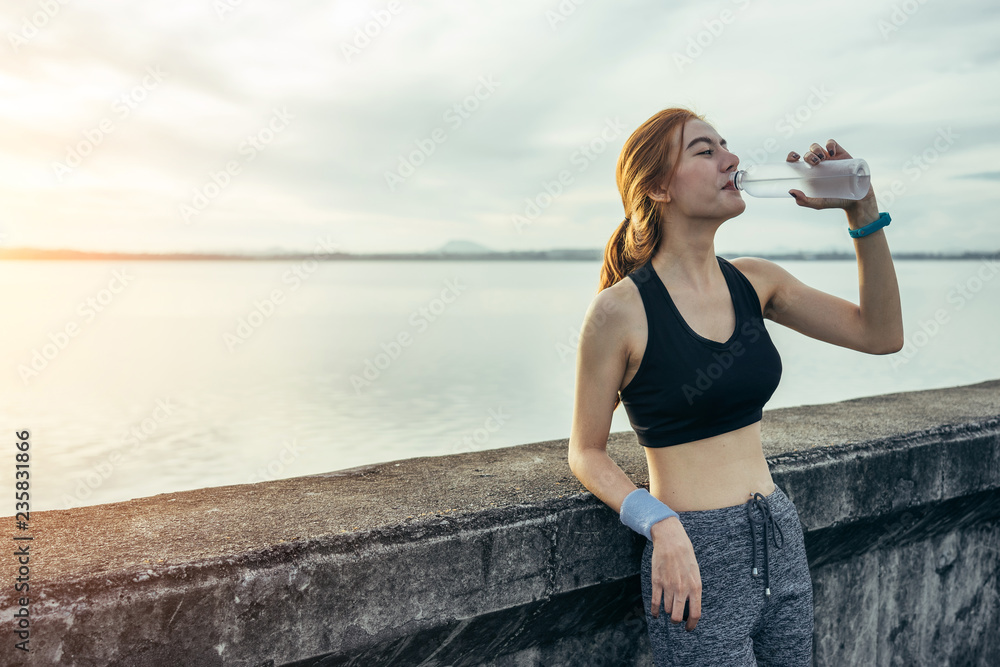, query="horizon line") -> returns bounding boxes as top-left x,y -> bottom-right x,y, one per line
0,246 -> 997,261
